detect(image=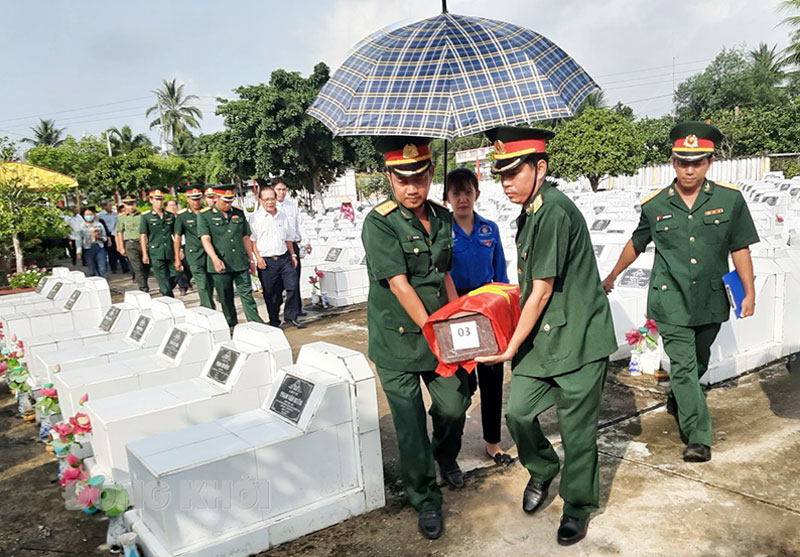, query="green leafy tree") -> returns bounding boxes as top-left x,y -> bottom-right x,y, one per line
706,101 -> 800,158
25,136 -> 108,188
430,134 -> 486,182
216,62 -> 381,195
356,172 -> 391,199
780,1 -> 800,64
24,118 -> 66,146
674,47 -> 754,120
0,137 -> 19,161
0,178 -> 70,272
575,90 -> 607,117
146,79 -> 203,150
634,116 -> 676,165
749,43 -> 787,106
548,107 -> 644,192
105,125 -> 151,155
